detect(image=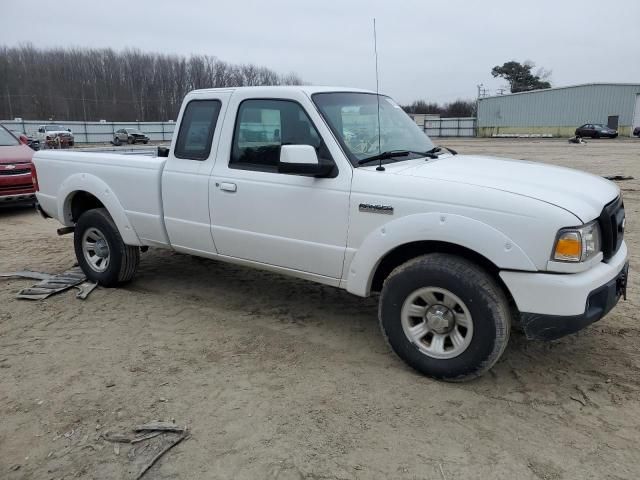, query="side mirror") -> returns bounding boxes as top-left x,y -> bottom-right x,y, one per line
157,146 -> 170,157
67,129 -> 71,132
278,145 -> 333,177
